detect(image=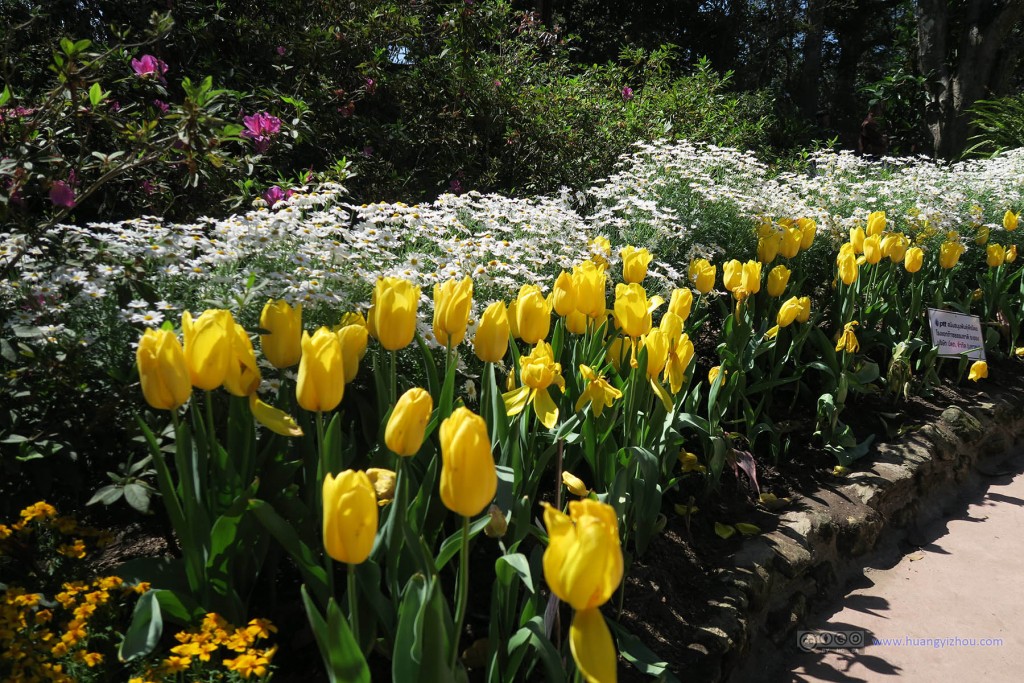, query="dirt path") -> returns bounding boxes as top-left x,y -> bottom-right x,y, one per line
780,448 -> 1024,682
